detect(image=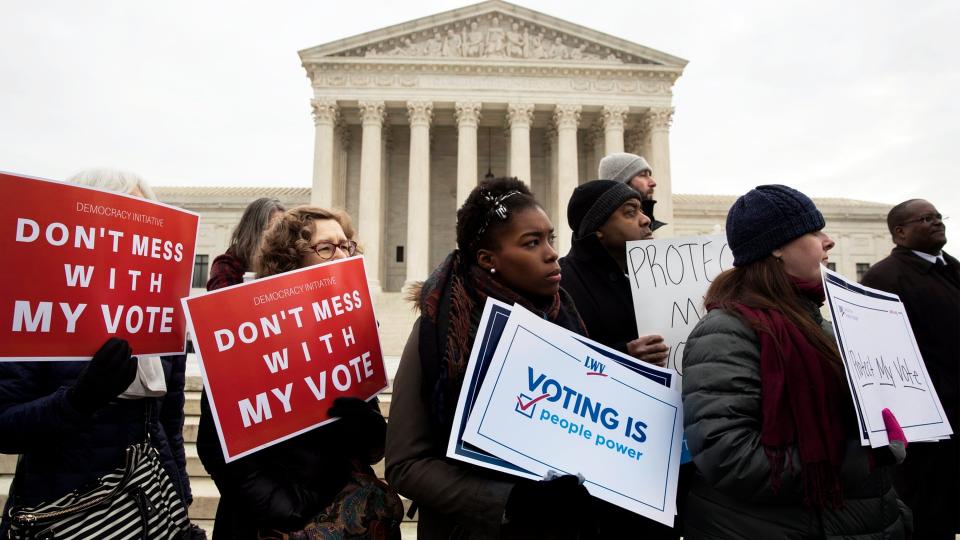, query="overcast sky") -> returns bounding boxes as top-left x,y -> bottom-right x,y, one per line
2,0 -> 957,246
